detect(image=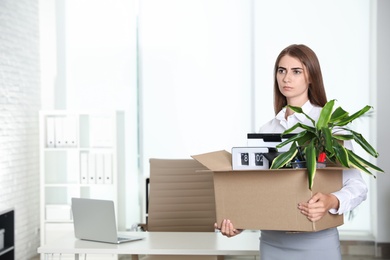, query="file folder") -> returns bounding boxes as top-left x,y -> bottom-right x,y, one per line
54,117 -> 64,147
104,153 -> 113,184
88,153 -> 96,184
46,117 -> 56,148
64,116 -> 78,147
80,152 -> 88,184
96,153 -> 104,184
